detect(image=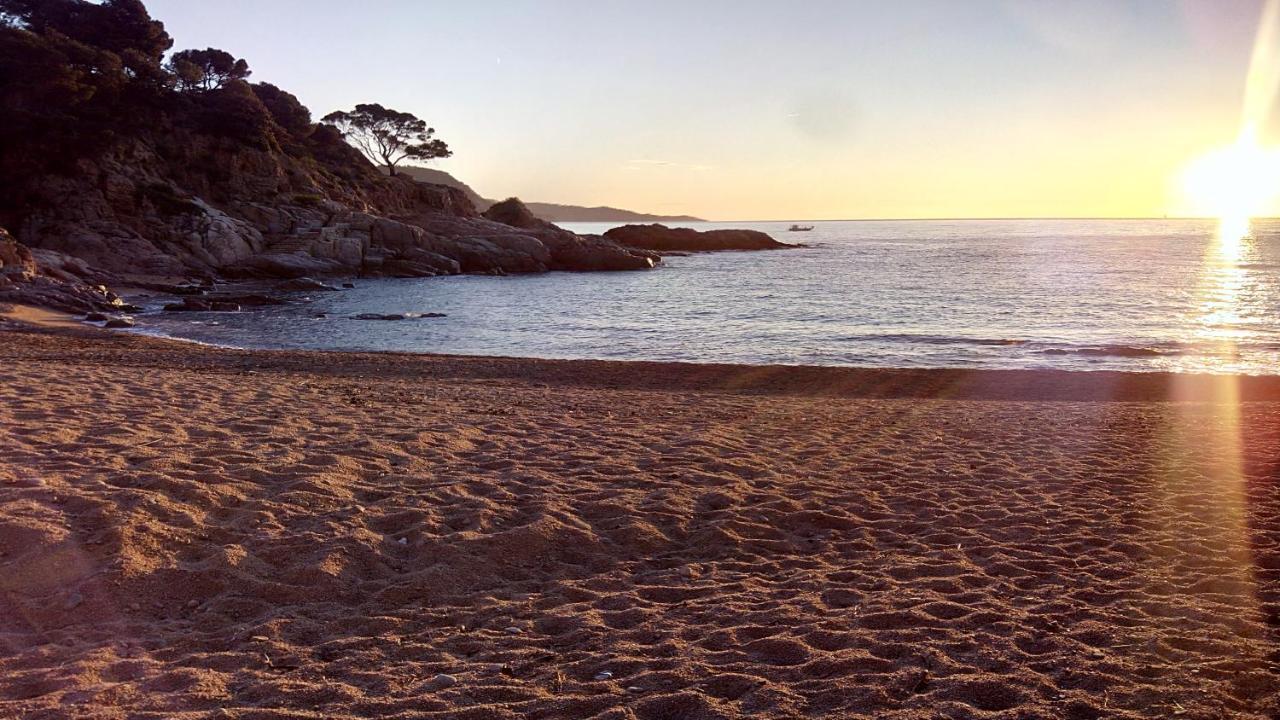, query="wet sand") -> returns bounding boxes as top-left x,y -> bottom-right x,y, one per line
1,321 -> 1278,719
